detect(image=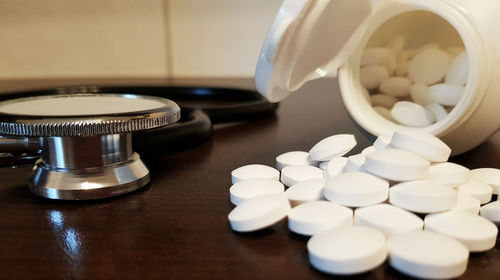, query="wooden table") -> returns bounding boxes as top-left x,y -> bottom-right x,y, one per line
1,78 -> 499,279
